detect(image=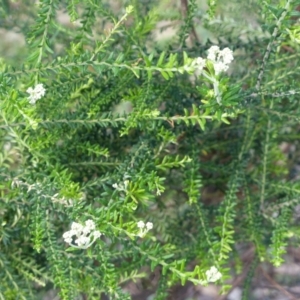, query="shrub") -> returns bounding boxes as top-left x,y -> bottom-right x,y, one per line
0,0 -> 300,299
